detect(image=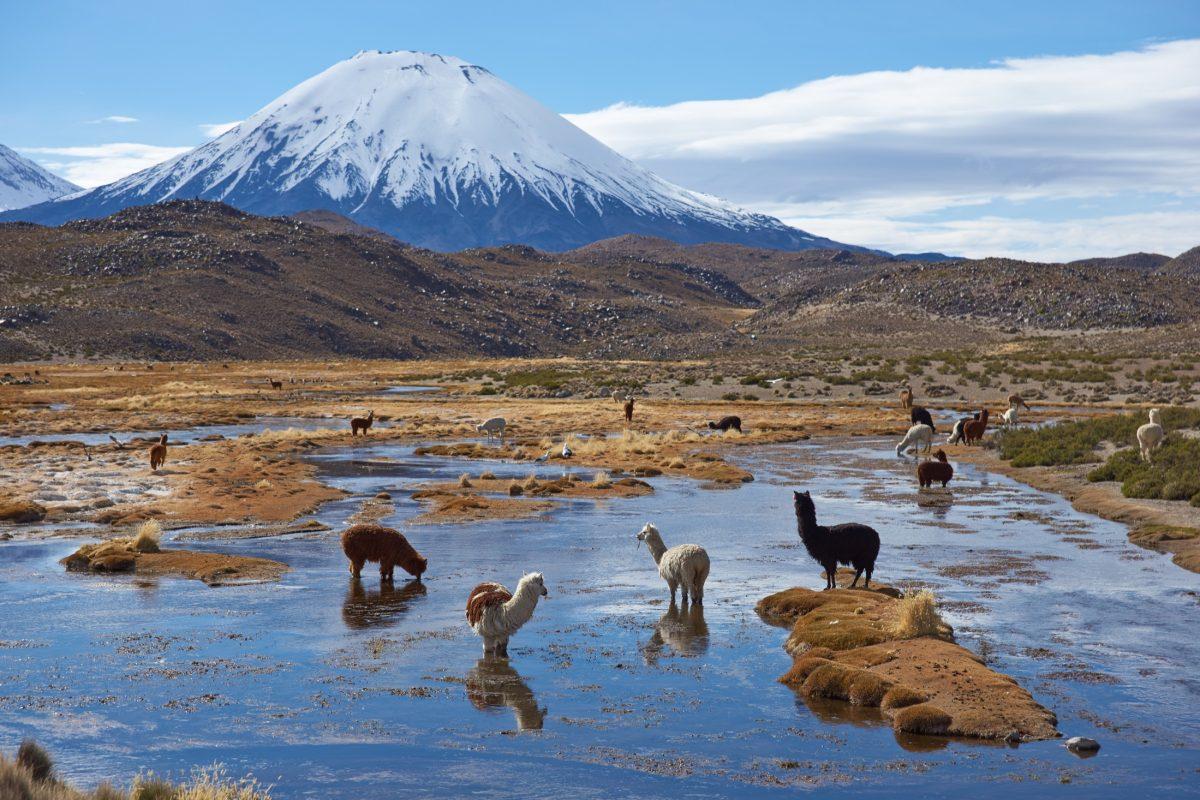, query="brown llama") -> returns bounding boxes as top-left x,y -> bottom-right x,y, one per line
1007,393 -> 1030,411
624,397 -> 635,424
340,524 -> 427,582
269,378 -> 283,390
917,449 -> 954,487
149,434 -> 168,471
899,384 -> 914,410
963,408 -> 990,445
350,410 -> 375,436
